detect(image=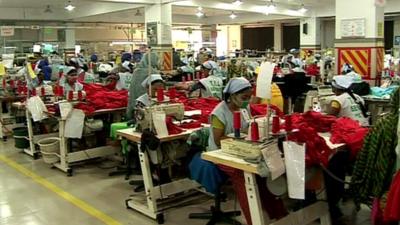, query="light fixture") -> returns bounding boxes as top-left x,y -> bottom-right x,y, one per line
298,4 -> 307,13
233,0 -> 243,6
198,6 -> 203,11
196,11 -> 204,17
265,0 -> 276,14
44,5 -> 52,13
64,1 -> 75,11
134,9 -> 143,16
229,11 -> 237,19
